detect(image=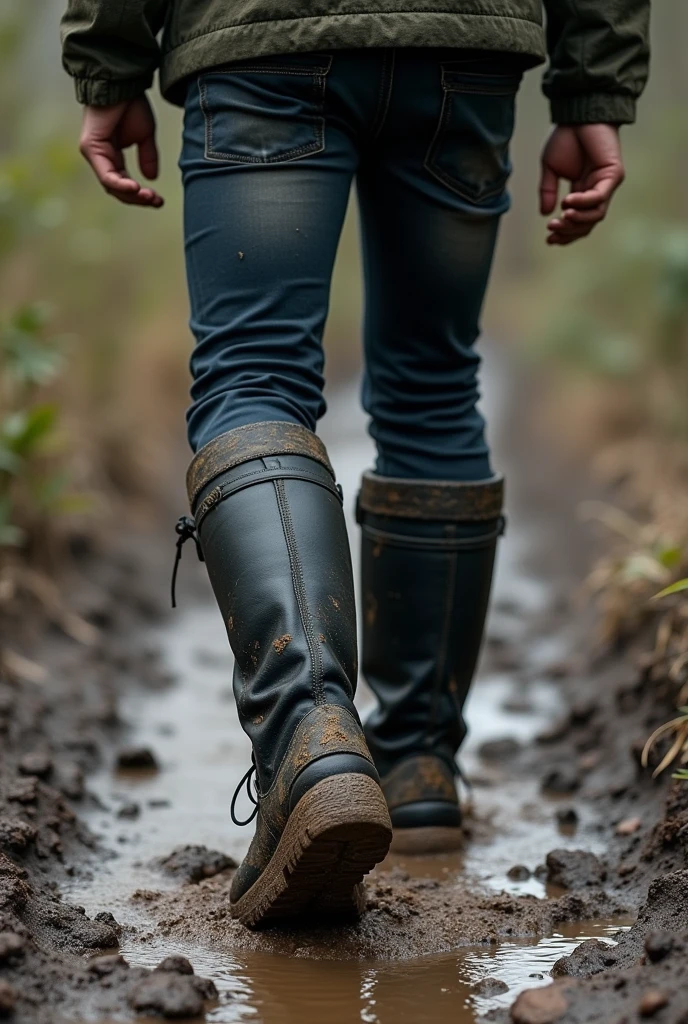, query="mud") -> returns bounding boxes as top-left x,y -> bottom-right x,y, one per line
0,345 -> 686,1022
